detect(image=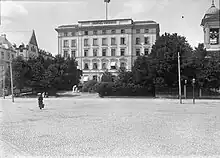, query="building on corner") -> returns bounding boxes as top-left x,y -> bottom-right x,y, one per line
55,18 -> 160,82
